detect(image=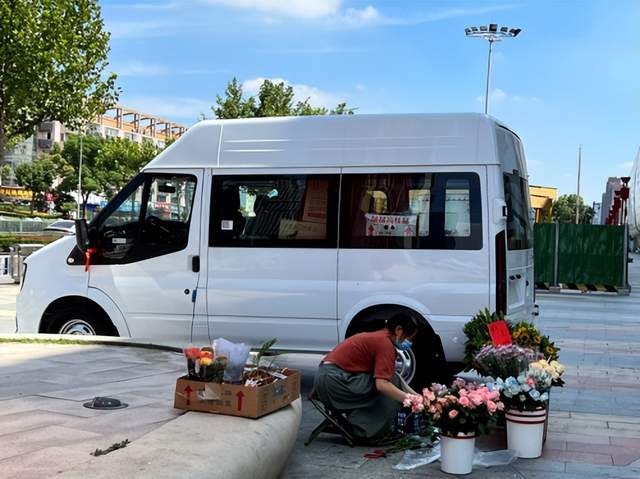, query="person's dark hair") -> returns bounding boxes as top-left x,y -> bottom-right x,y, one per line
386,313 -> 418,336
